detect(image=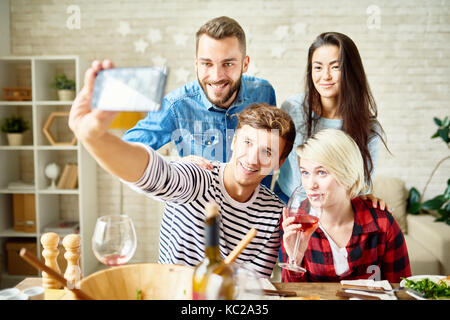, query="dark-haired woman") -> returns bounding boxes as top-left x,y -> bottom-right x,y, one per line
274,32 -> 388,206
